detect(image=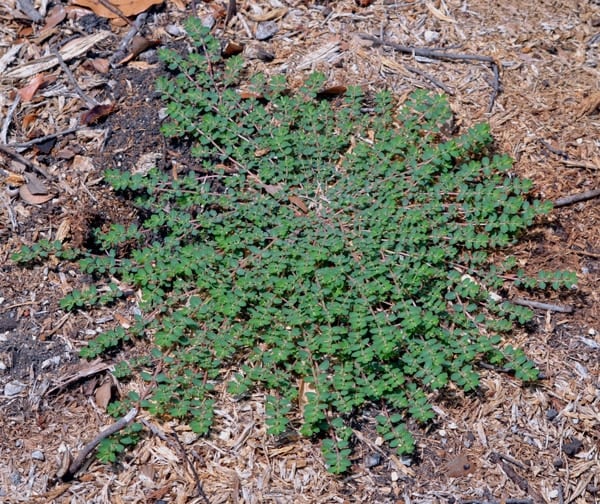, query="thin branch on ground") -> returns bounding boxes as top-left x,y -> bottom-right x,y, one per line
461,500 -> 534,504
51,48 -> 99,108
141,419 -> 211,504
538,139 -> 568,159
512,298 -> 573,313
7,126 -> 83,150
63,407 -> 138,479
404,63 -> 455,95
225,0 -> 237,25
553,188 -> 600,207
0,143 -> 51,179
97,0 -> 132,26
358,33 -> 500,111
573,248 -> 600,258
110,12 -> 148,66
559,158 -> 600,170
0,94 -> 20,144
